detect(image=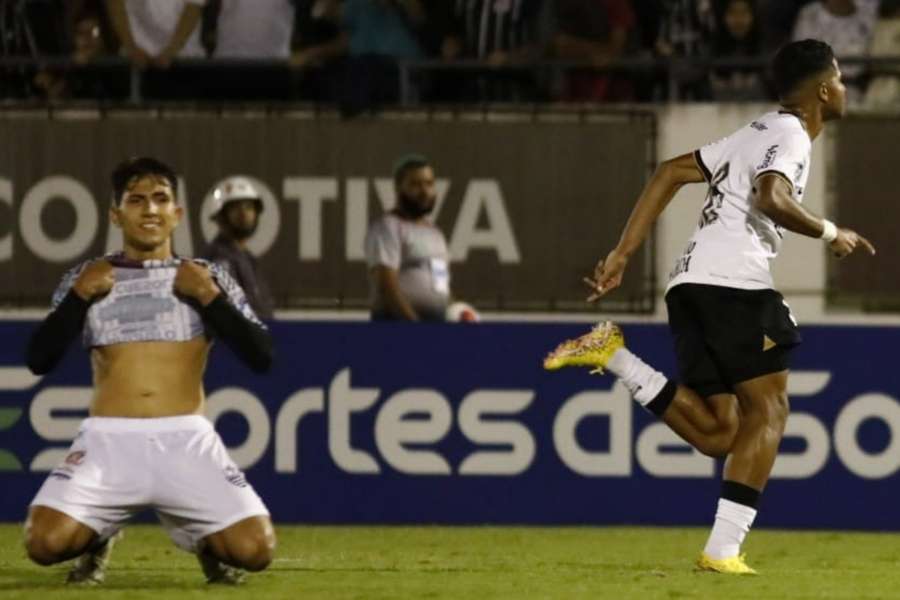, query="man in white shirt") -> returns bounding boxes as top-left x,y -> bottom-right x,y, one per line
792,0 -> 879,98
364,155 -> 451,322
545,39 -> 875,574
213,0 -> 295,59
106,0 -> 207,68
